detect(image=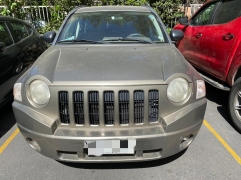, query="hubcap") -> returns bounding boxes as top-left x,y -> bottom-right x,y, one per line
16,62 -> 23,73
234,91 -> 241,121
